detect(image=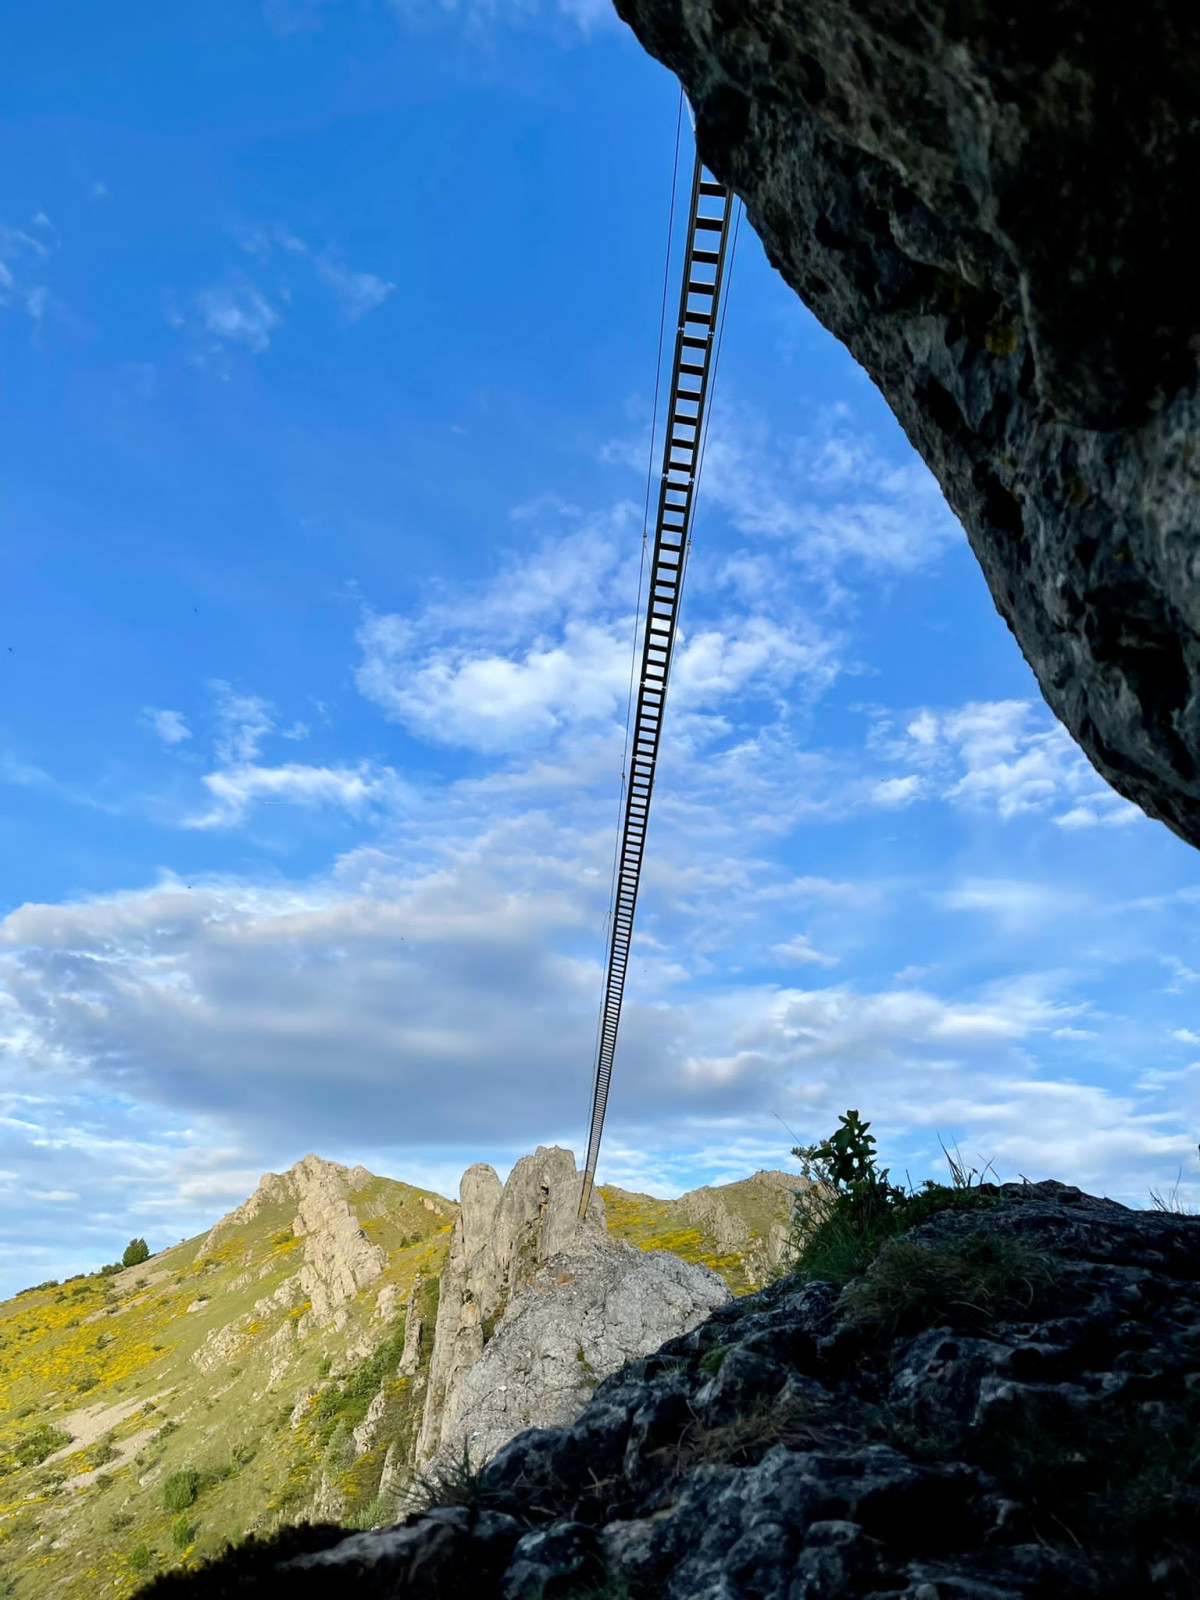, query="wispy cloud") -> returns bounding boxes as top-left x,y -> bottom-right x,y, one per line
313,256 -> 395,322
211,681 -> 276,765
0,218 -> 55,328
187,761 -> 408,829
196,280 -> 280,354
143,707 -> 192,746
870,699 -> 1141,828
